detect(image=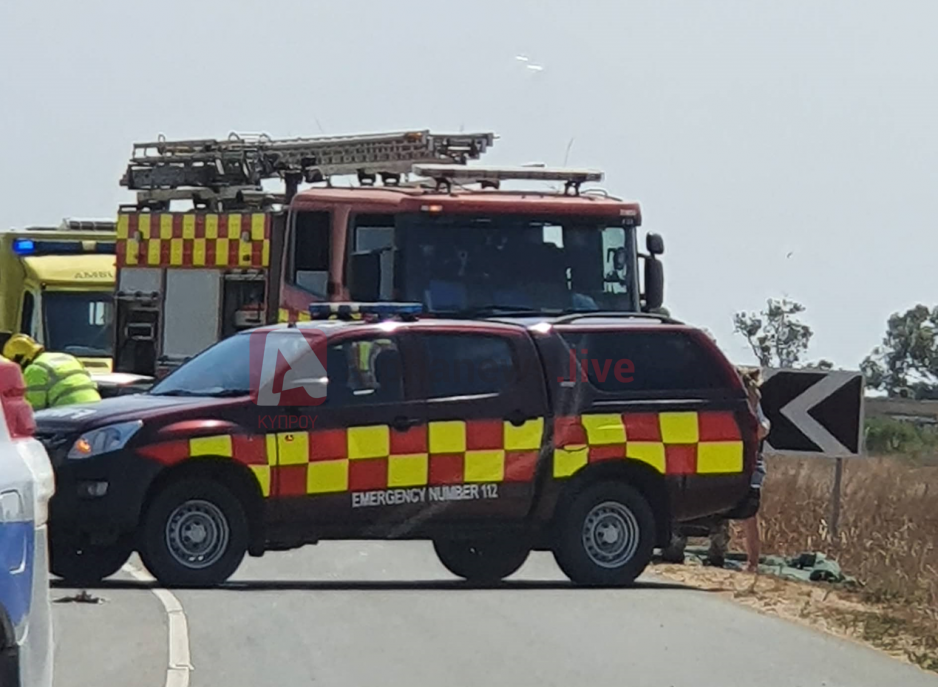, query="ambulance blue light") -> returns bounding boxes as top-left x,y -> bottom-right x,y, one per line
9,240 -> 116,256
308,302 -> 424,320
12,239 -> 35,255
